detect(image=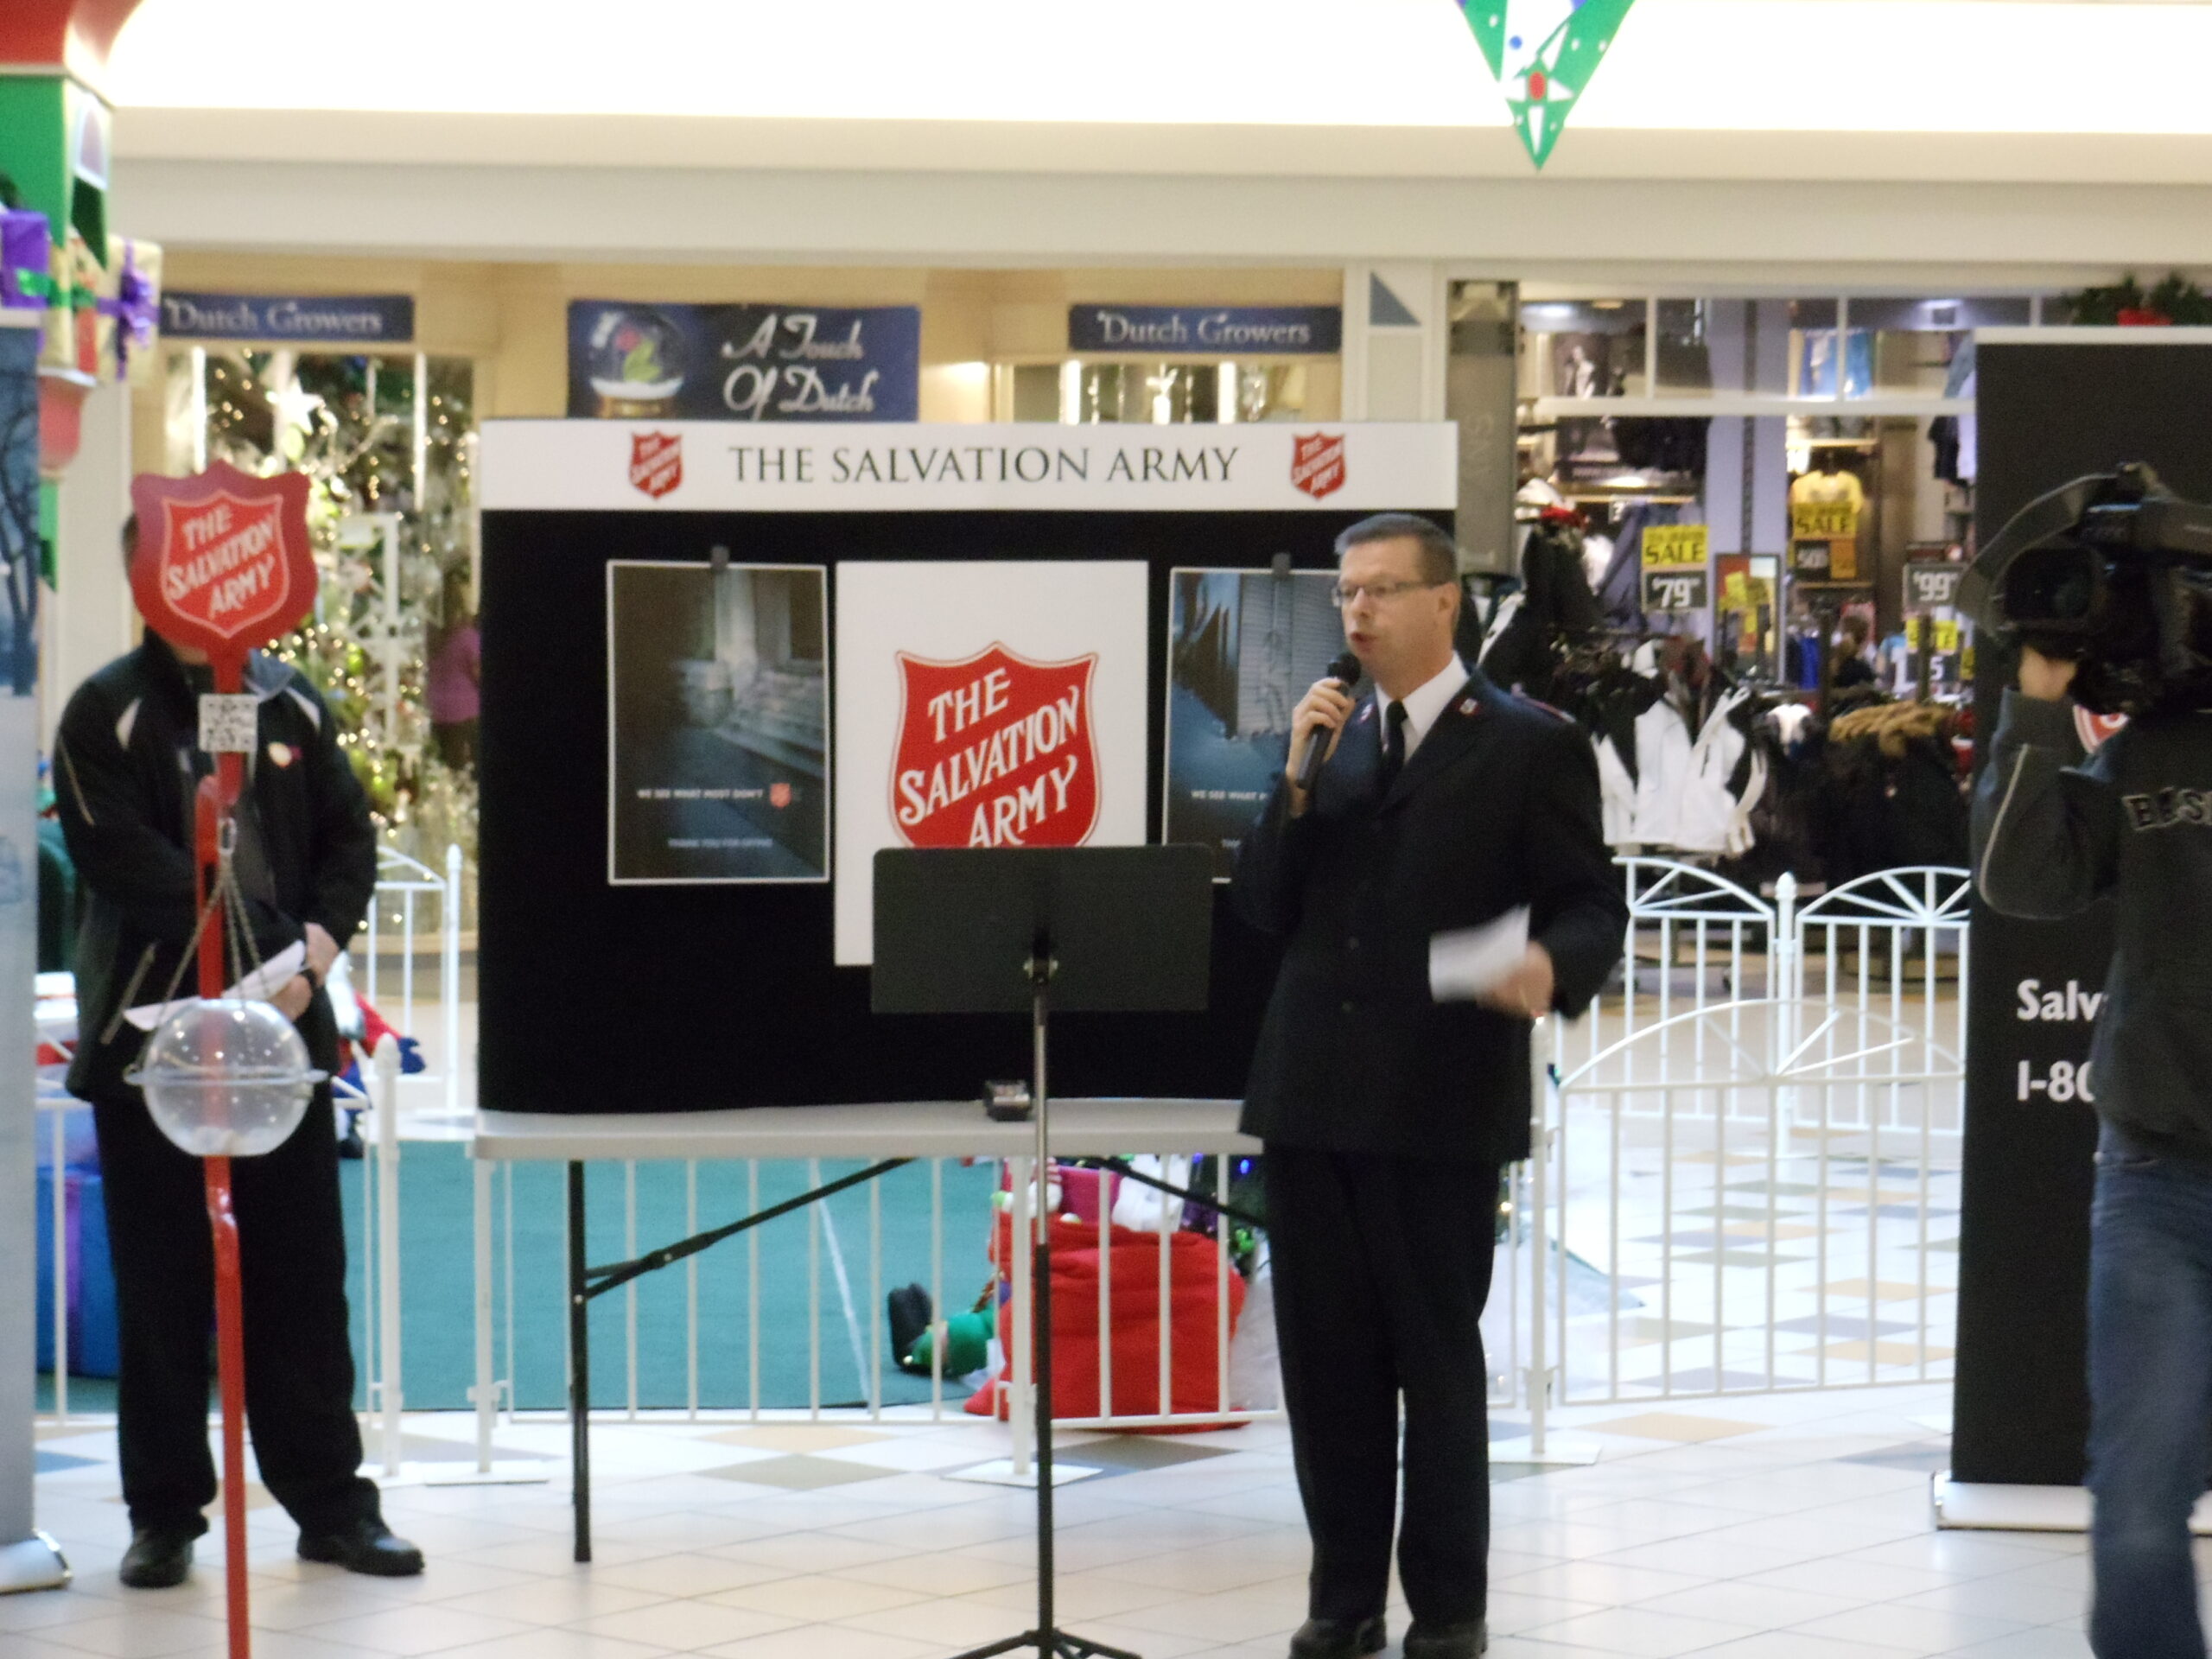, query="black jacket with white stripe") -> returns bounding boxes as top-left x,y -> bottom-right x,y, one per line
53,635 -> 377,1100
1974,689 -> 2212,1150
